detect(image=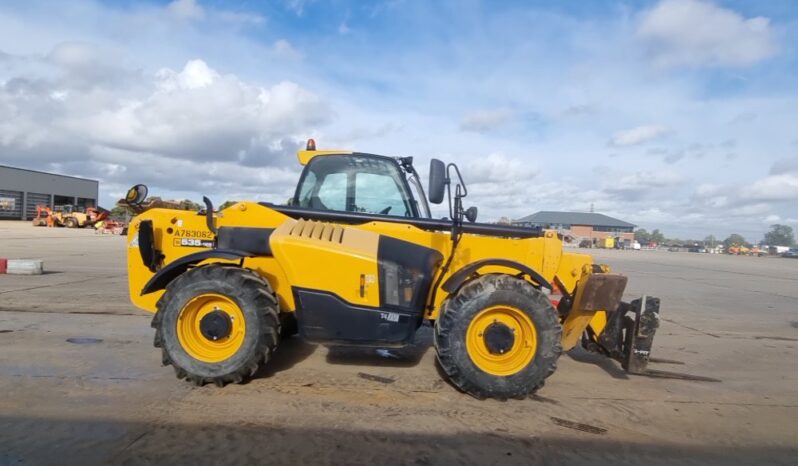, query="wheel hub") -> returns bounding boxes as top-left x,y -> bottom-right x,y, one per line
483,321 -> 515,355
199,309 -> 232,341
